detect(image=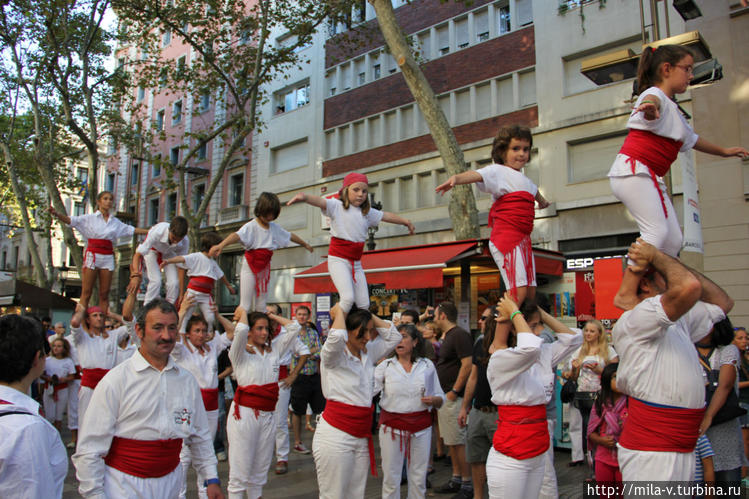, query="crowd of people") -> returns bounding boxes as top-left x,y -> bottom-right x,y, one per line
1,43 -> 749,499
